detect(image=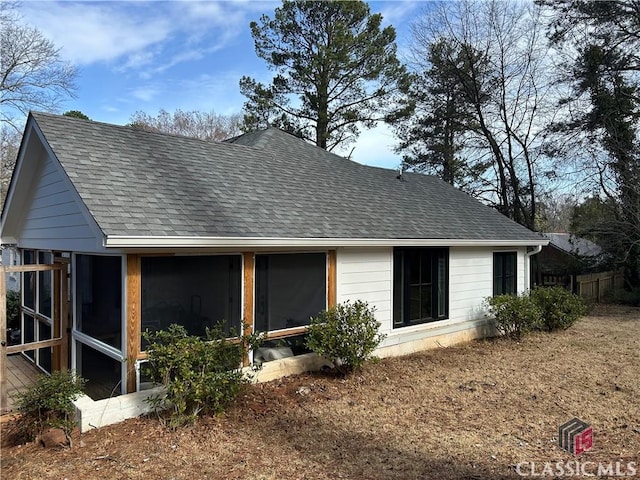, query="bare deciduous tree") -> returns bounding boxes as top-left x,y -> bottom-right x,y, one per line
129,109 -> 243,142
1,125 -> 20,205
0,1 -> 77,131
399,0 -> 555,230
